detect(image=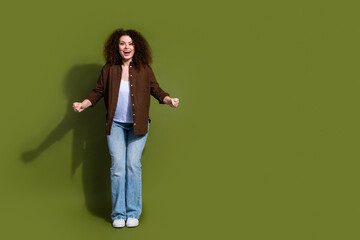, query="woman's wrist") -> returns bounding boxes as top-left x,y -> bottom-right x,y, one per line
163,96 -> 171,105
82,99 -> 92,109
